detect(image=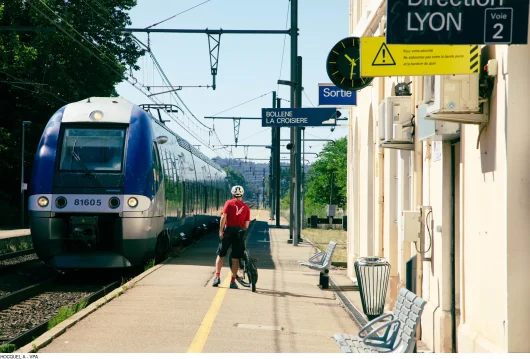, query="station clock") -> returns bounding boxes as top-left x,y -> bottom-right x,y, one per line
326,37 -> 373,92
